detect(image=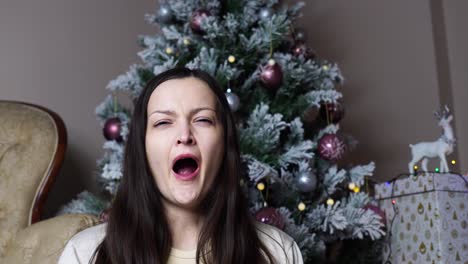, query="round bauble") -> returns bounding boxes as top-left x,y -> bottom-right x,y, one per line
190,9 -> 211,34
157,3 -> 173,24
225,91 -> 240,112
259,7 -> 273,21
295,170 -> 317,193
260,59 -> 283,92
319,102 -> 344,124
103,117 -> 123,142
317,133 -> 345,161
255,207 -> 285,230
